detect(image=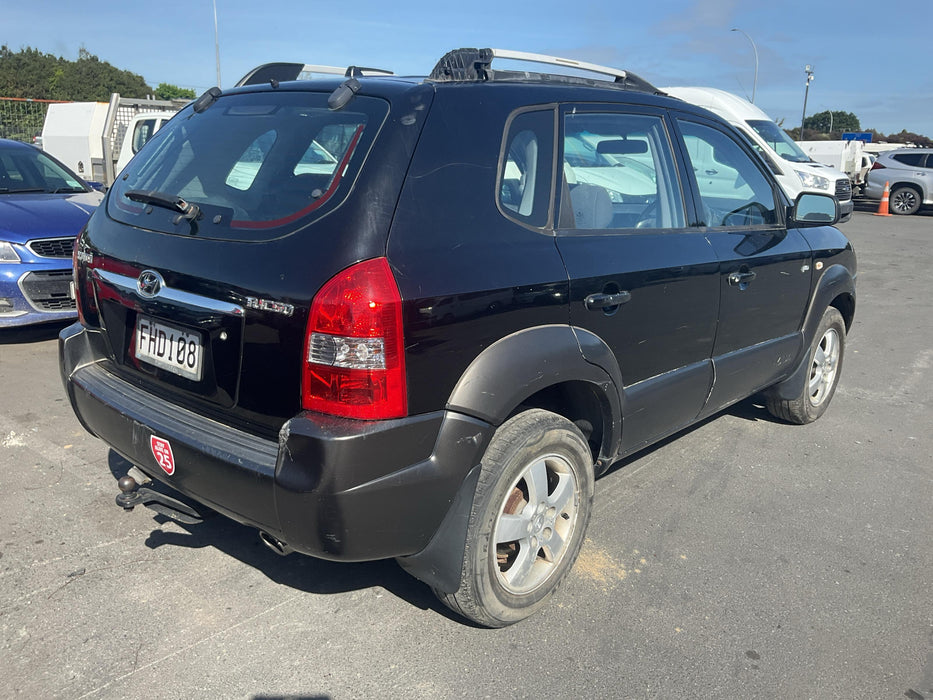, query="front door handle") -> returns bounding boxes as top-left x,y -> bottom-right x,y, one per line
727,270 -> 757,286
584,291 -> 632,310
